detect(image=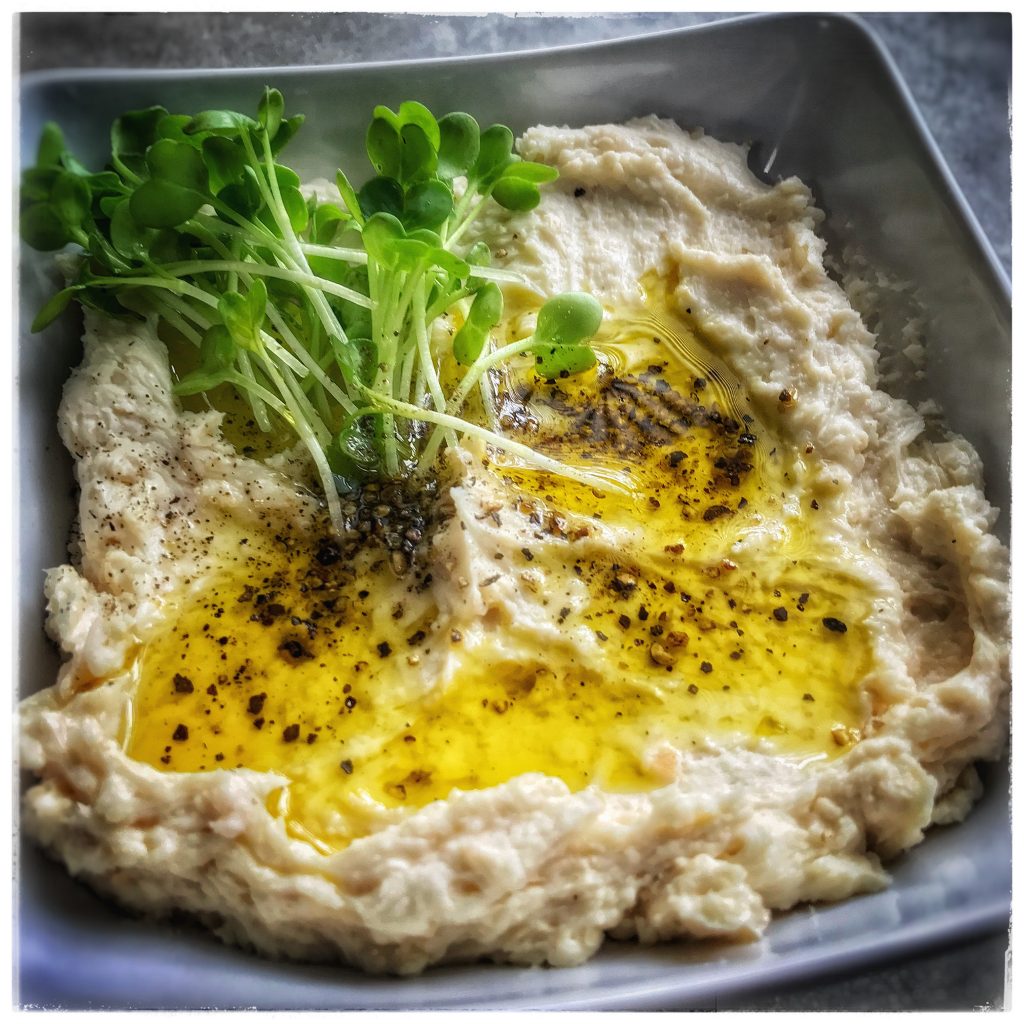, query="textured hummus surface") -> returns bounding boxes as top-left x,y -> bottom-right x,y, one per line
21,117 -> 1009,974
